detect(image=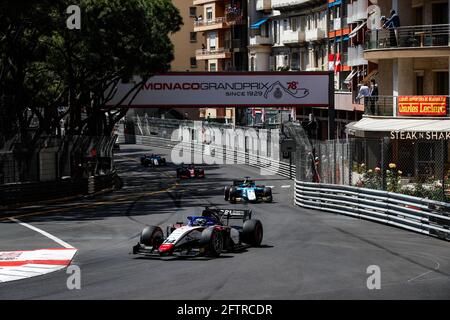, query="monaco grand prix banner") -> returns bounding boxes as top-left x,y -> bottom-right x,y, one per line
107,72 -> 331,108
